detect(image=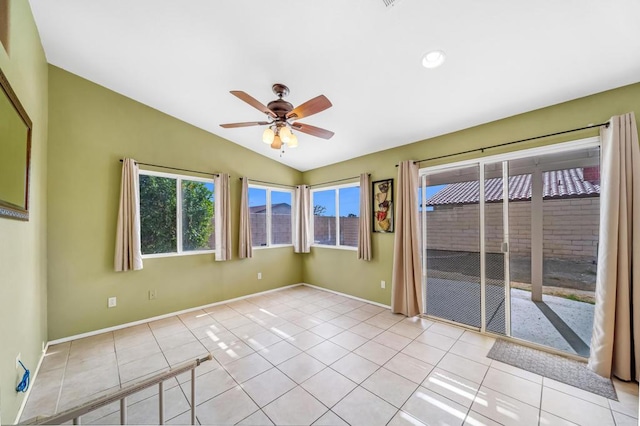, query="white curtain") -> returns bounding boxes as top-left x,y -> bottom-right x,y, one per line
358,173 -> 372,261
239,177 -> 253,259
114,158 -> 143,271
294,185 -> 311,253
588,112 -> 640,380
214,173 -> 232,261
391,161 -> 423,317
